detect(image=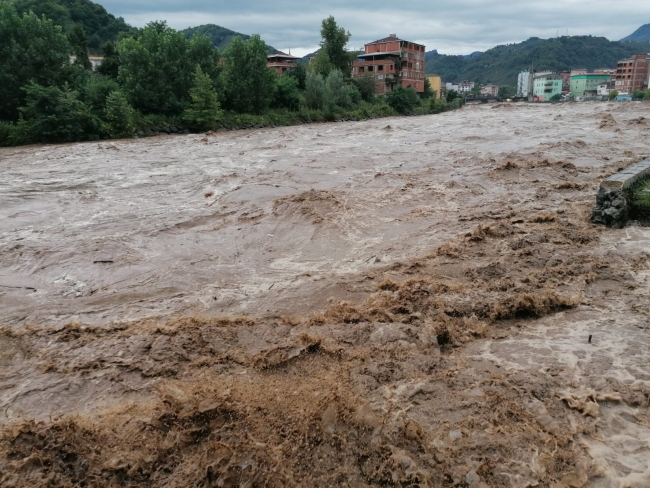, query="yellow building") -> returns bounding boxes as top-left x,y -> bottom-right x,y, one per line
426,74 -> 442,99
